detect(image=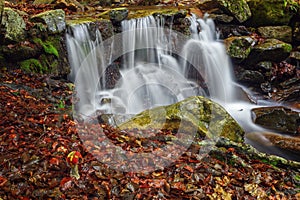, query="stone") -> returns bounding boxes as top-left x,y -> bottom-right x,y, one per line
0,7 -> 26,43
118,96 -> 245,143
217,0 -> 252,23
244,39 -> 292,67
224,36 -> 255,63
109,8 -> 128,24
257,26 -> 292,43
2,43 -> 42,61
31,9 -> 66,34
237,70 -> 265,85
252,106 -> 300,134
246,0 -> 294,27
293,22 -> 300,42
